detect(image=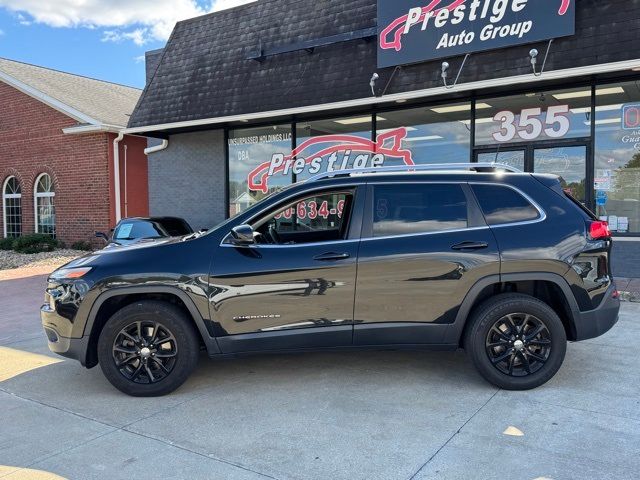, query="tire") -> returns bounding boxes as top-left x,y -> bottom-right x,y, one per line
463,293 -> 567,390
97,300 -> 200,397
